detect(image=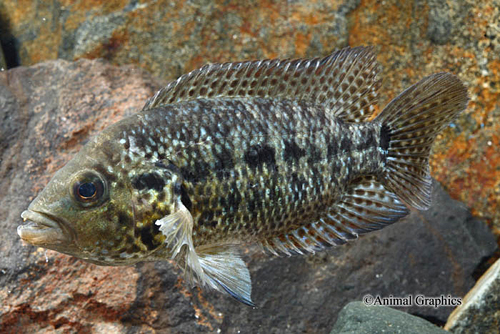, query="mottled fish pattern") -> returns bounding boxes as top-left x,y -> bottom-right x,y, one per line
18,47 -> 469,306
